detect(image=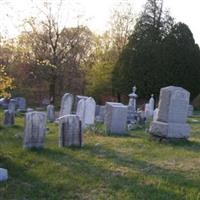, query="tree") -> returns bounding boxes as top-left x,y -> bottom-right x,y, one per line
21,13 -> 93,103
0,64 -> 15,98
162,22 -> 200,99
85,2 -> 135,102
112,0 -> 174,99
